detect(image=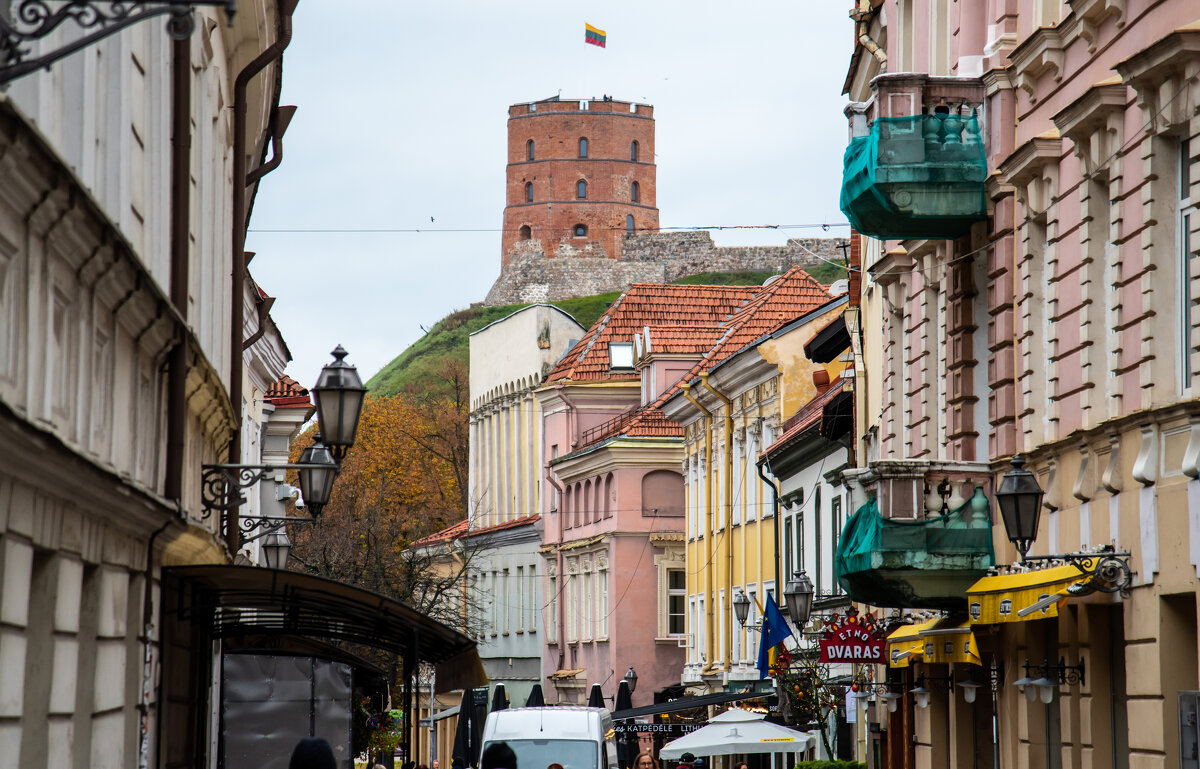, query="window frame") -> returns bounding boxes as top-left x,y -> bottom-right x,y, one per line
525,182 -> 533,203
573,223 -> 587,238
579,137 -> 588,158
626,215 -> 635,234
631,181 -> 640,203
577,179 -> 587,199
631,140 -> 639,162
527,139 -> 535,161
